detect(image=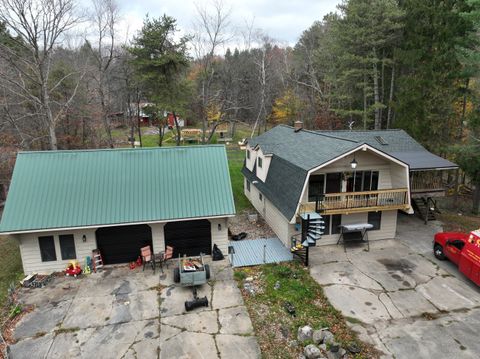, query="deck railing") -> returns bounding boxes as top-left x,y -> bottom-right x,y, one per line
410,171 -> 445,193
303,188 -> 409,215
